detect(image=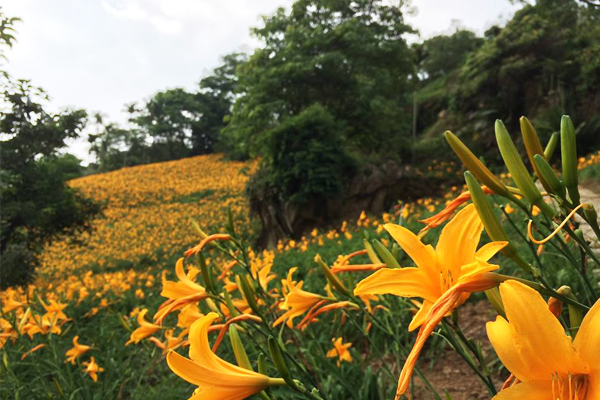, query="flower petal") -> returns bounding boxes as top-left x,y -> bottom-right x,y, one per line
436,204 -> 483,276
353,268 -> 440,303
475,241 -> 508,262
499,281 -> 577,377
486,316 -> 532,381
492,381 -> 551,400
573,295 -> 600,370
408,301 -> 432,332
383,223 -> 437,275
